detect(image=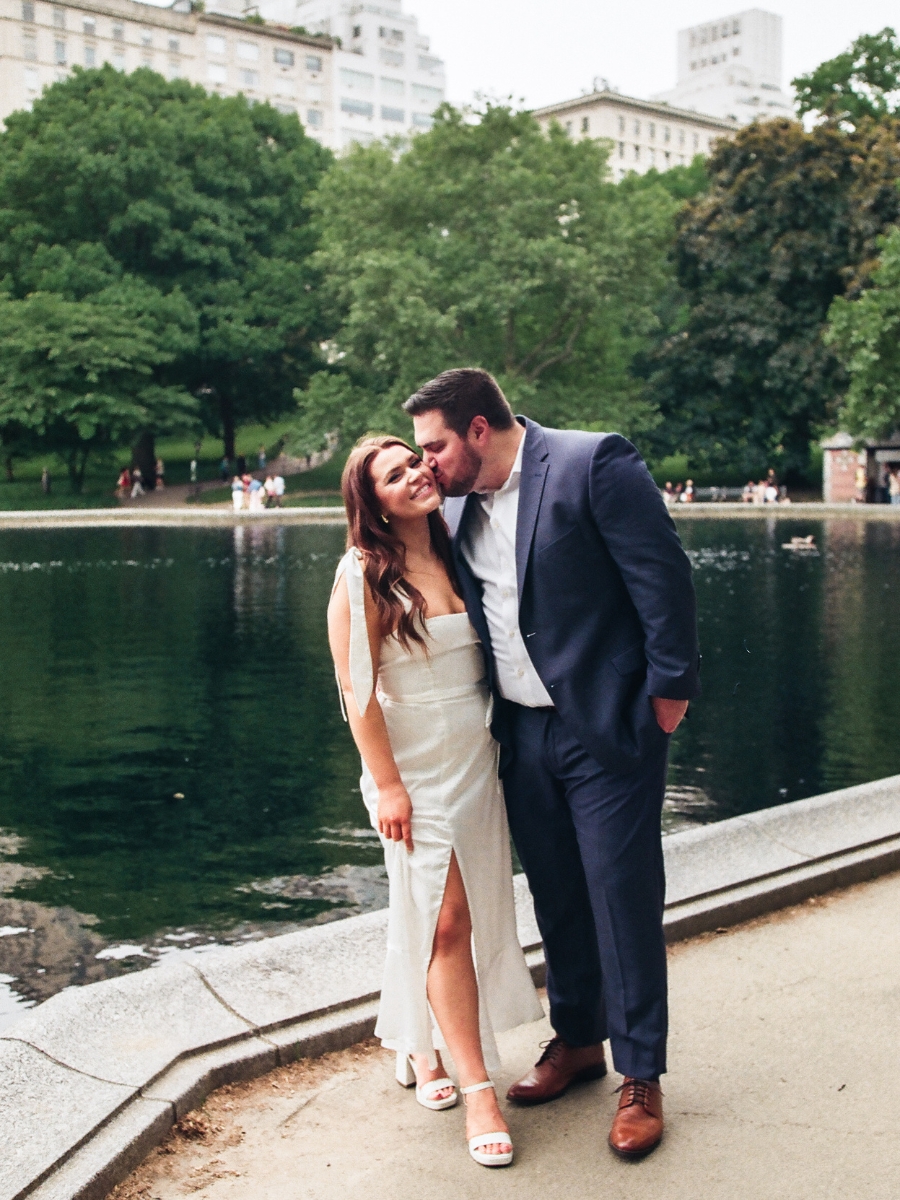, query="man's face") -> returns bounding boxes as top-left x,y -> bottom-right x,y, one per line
412,411 -> 482,497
